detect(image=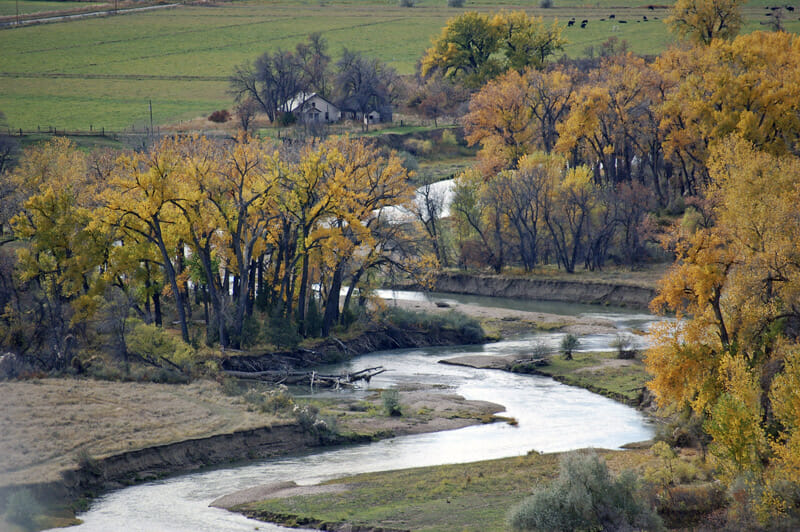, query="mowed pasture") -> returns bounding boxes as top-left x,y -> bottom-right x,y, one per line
0,0 -> 798,131
0,0 -> 105,17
